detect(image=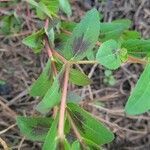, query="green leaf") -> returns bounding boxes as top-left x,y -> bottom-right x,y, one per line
36,7 -> 47,20
119,48 -> 128,62
59,0 -> 72,17
67,103 -> 114,145
0,16 -> 11,34
62,139 -> 71,150
121,30 -> 140,40
42,0 -> 59,14
64,117 -> 71,134
125,64 -> 150,115
96,39 -> 122,70
62,8 -> 100,60
45,27 -> 55,46
0,15 -> 21,35
122,39 -> 150,58
61,21 -> 76,31
71,141 -> 81,150
99,19 -> 131,42
43,116 -> 59,150
86,49 -> 95,60
22,29 -> 44,53
83,138 -> 102,150
69,69 -> 92,86
17,116 -> 53,141
30,59 -> 52,97
28,0 -> 59,18
55,21 -> 76,49
36,69 -> 64,114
